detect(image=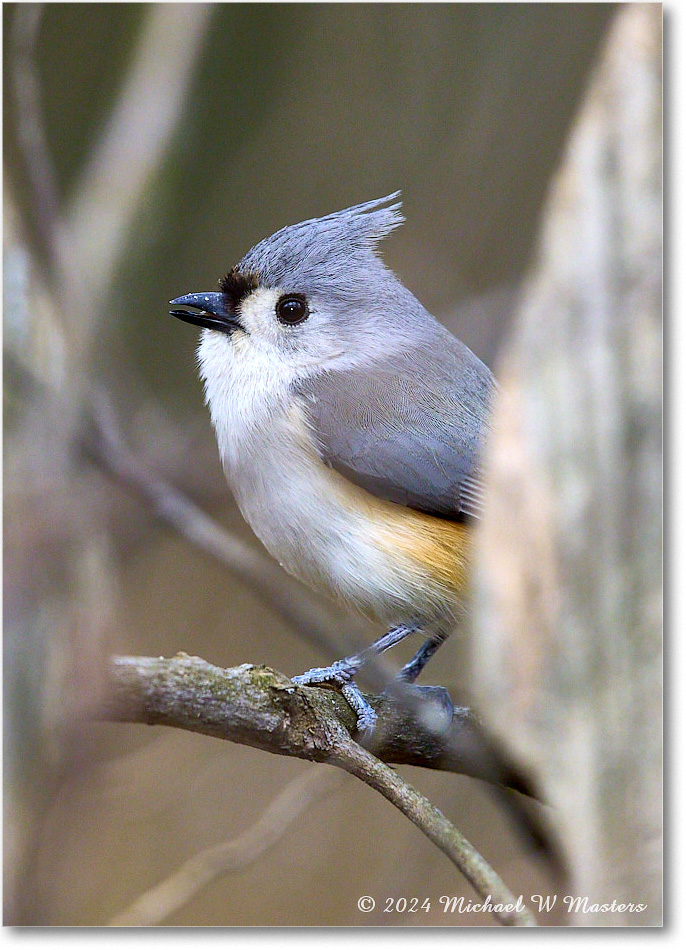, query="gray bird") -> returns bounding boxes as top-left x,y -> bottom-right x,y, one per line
170,193 -> 495,732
